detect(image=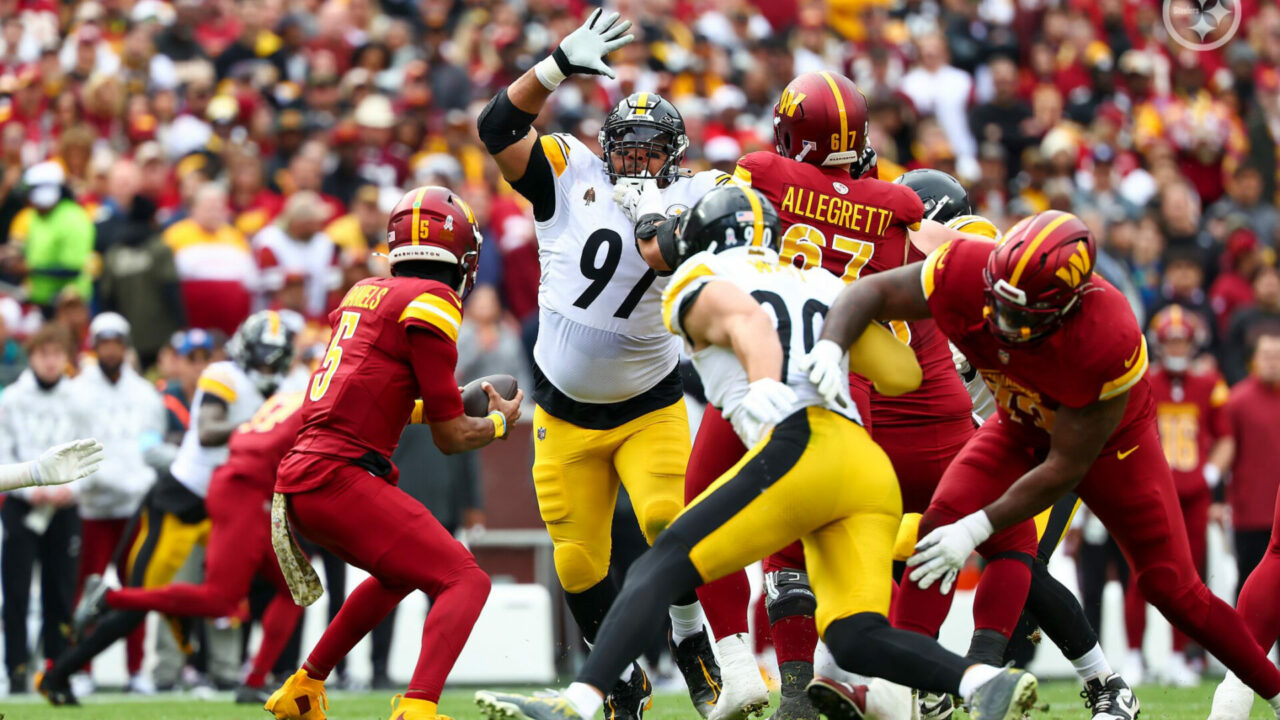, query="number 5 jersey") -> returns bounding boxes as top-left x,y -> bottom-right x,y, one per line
528,133 -> 726,409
